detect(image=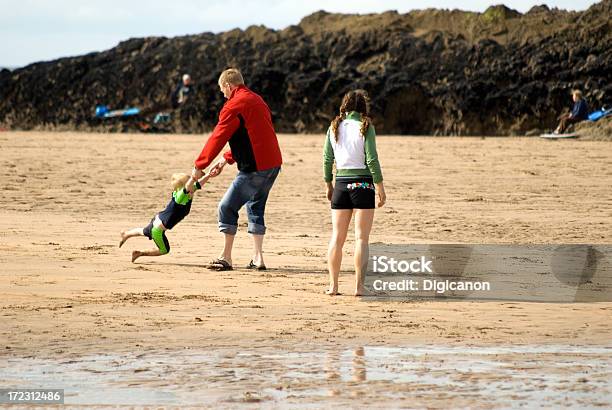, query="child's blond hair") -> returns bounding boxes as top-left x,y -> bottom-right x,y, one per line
171,173 -> 190,191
